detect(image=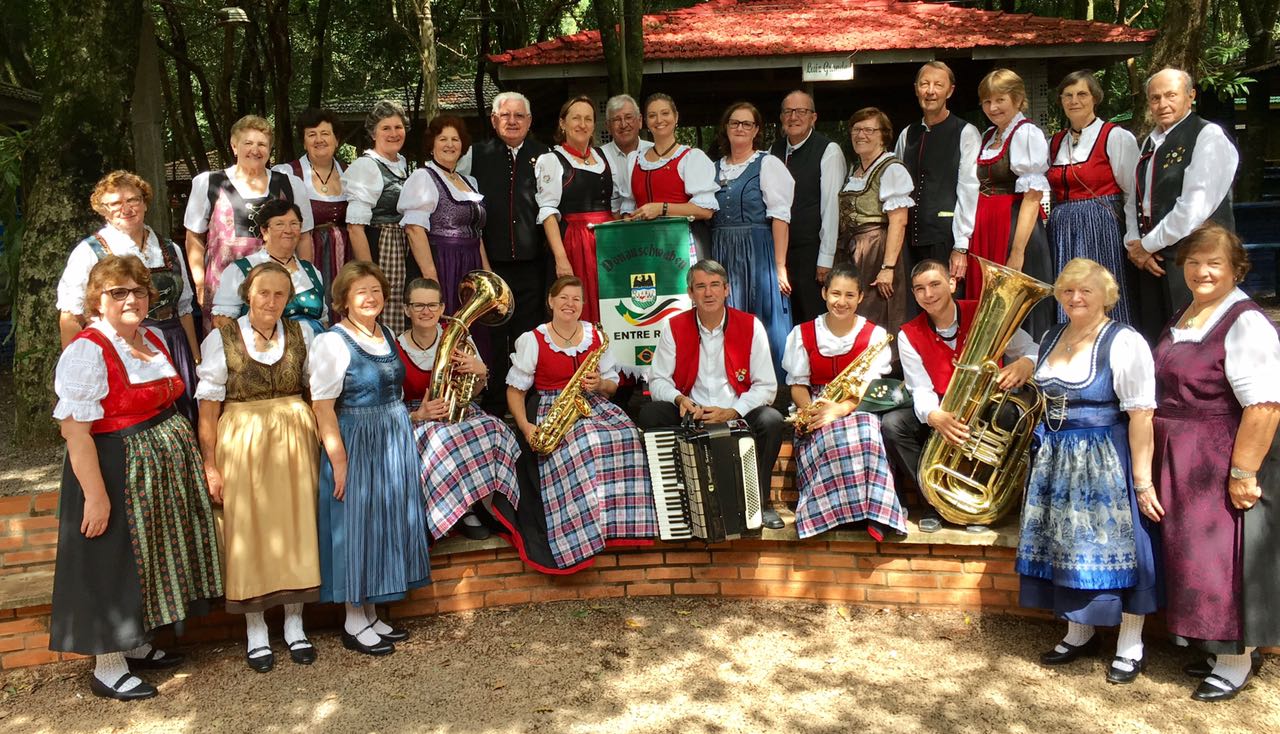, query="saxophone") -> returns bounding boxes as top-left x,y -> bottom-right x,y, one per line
428,270 -> 514,423
917,256 -> 1051,526
786,333 -> 893,435
529,325 -> 610,454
